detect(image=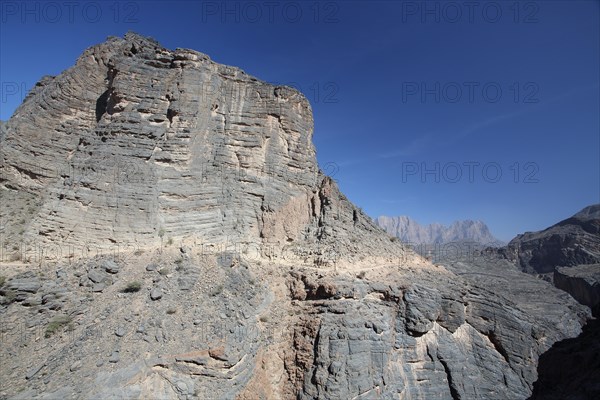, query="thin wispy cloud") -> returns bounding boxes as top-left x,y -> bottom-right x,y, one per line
335,134 -> 433,167
451,83 -> 600,142
376,134 -> 433,159
331,82 -> 598,169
